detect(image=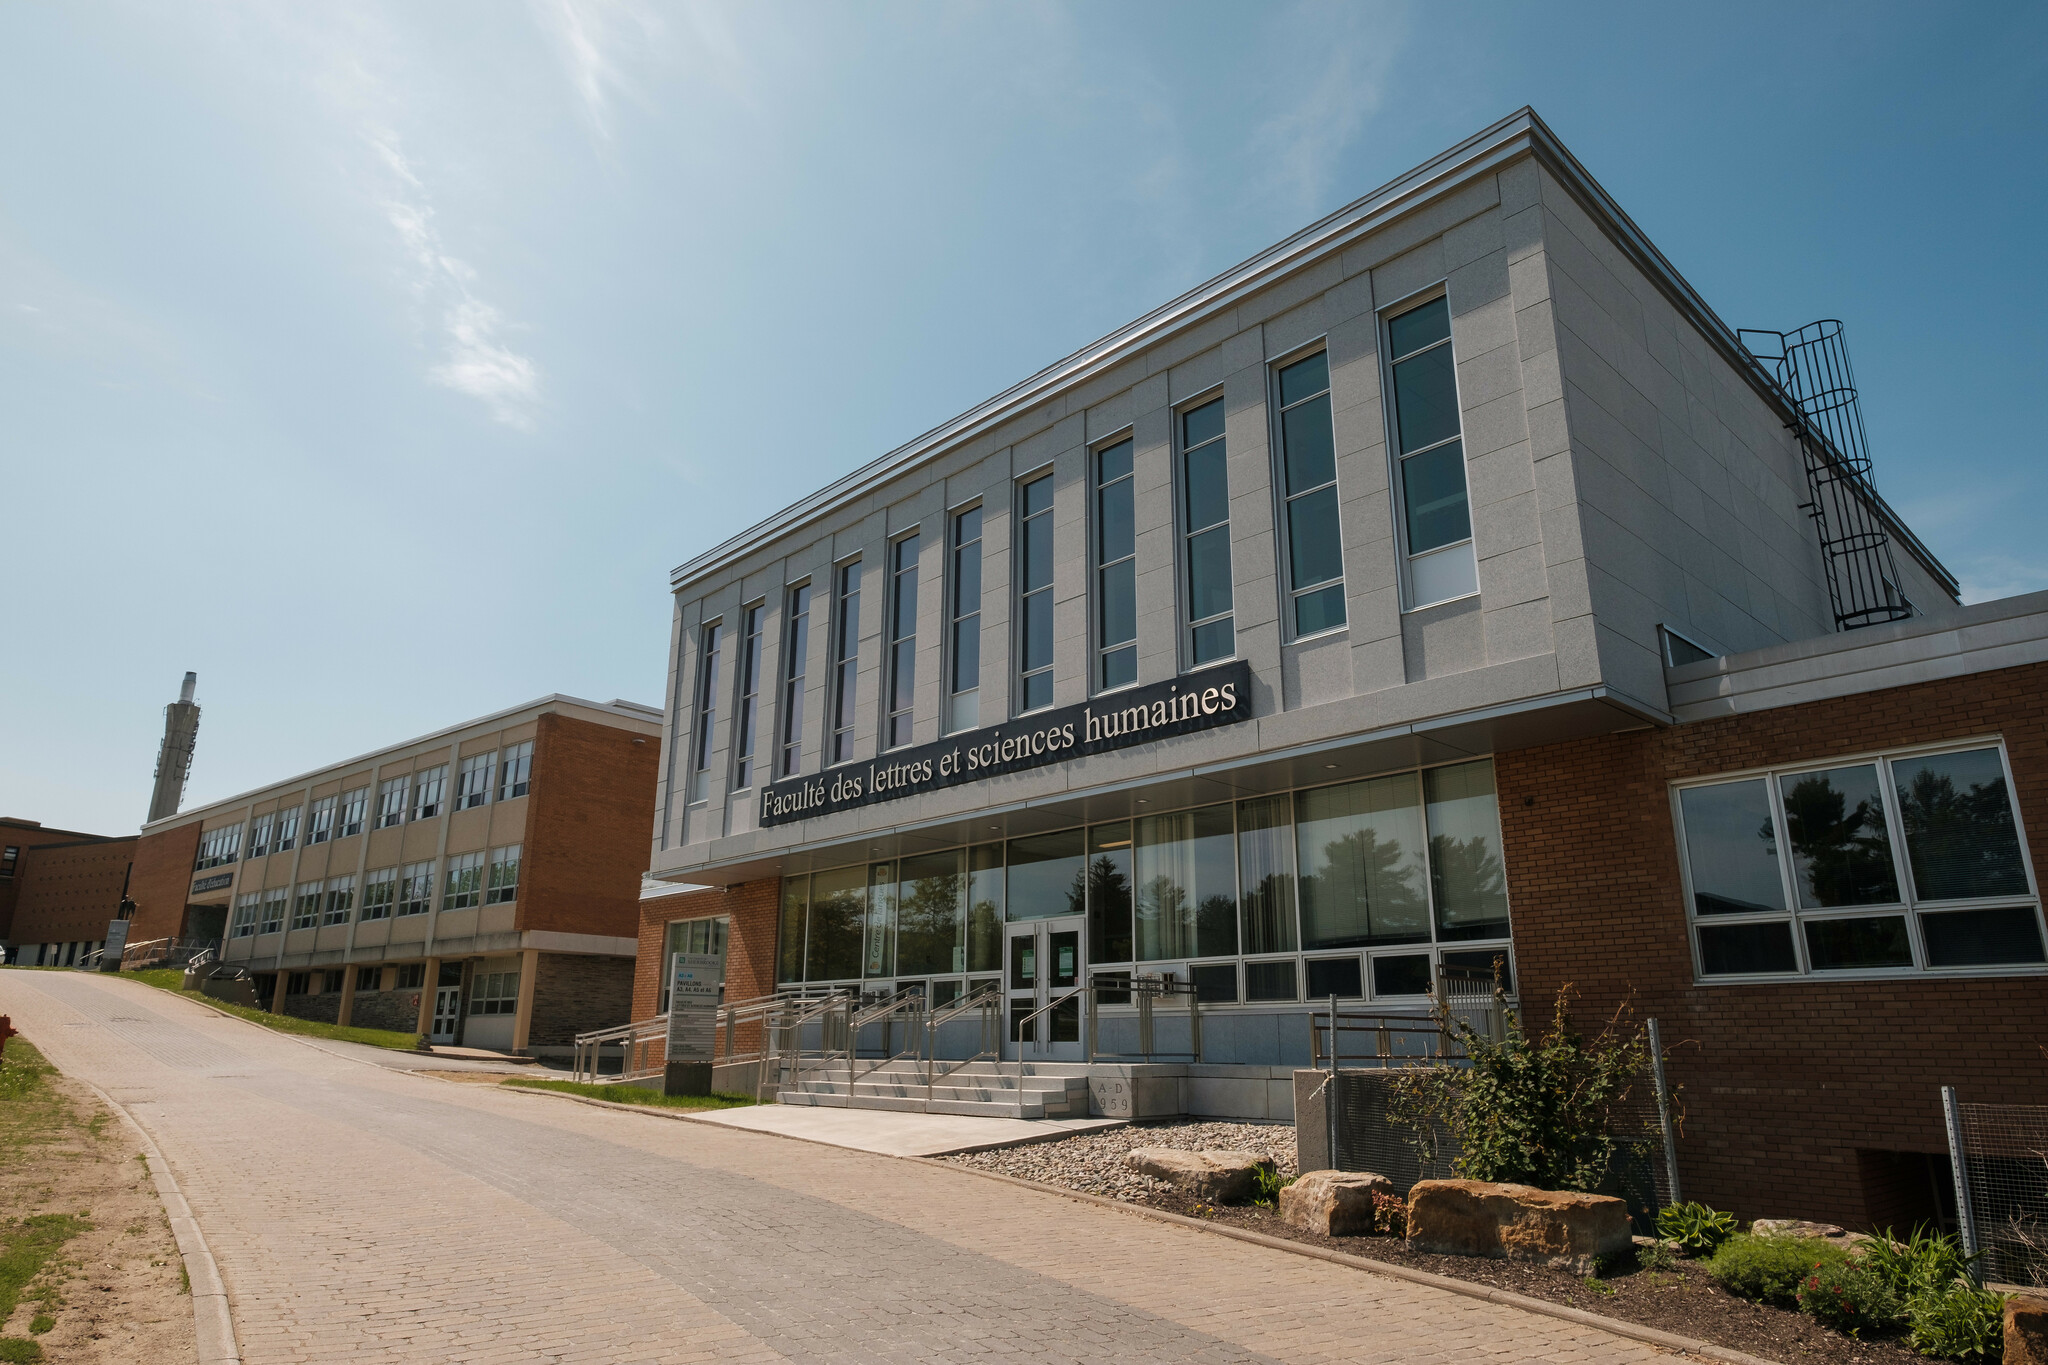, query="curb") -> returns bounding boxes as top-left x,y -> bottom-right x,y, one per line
489,1081 -> 1783,1365
78,1077 -> 240,1365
